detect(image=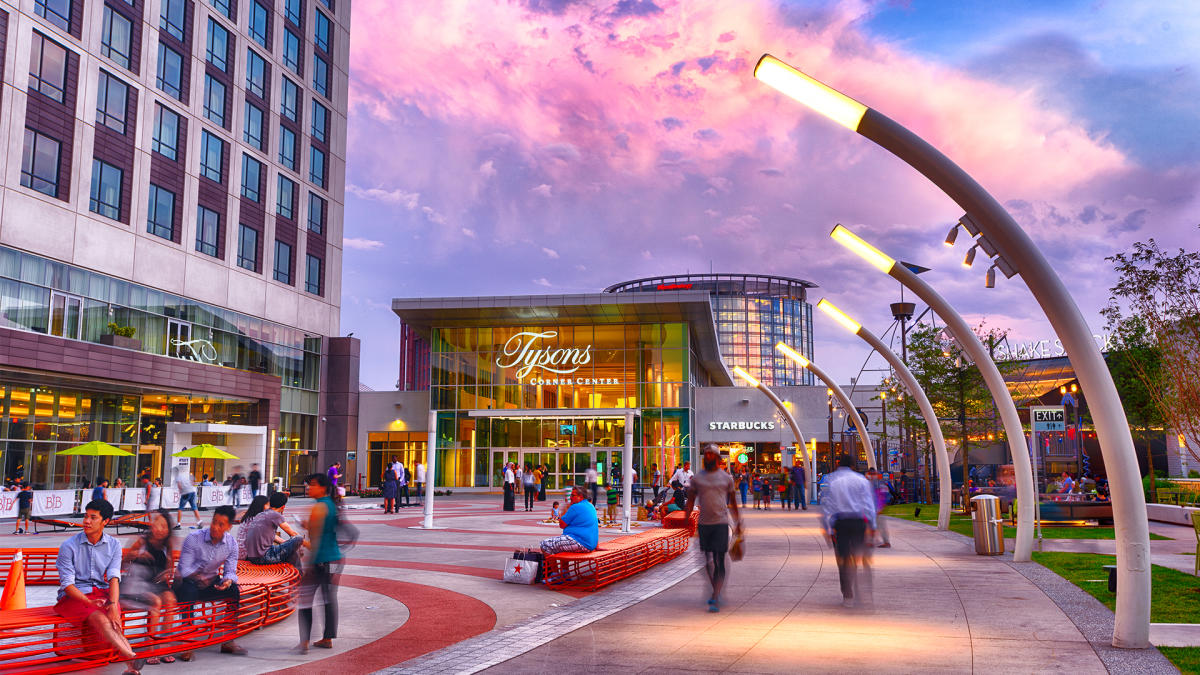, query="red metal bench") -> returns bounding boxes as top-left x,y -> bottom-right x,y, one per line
543,513 -> 698,592
0,547 -> 300,673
